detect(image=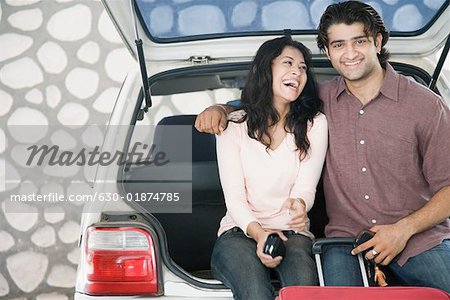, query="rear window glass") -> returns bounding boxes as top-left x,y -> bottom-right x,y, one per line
135,0 -> 448,41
